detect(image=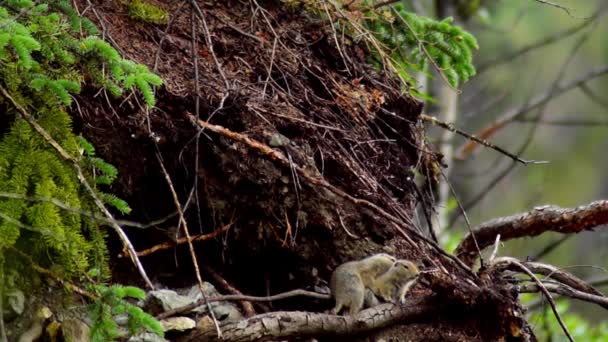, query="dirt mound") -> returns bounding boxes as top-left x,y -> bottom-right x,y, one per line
56,2 -> 535,341
72,0 -> 439,308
